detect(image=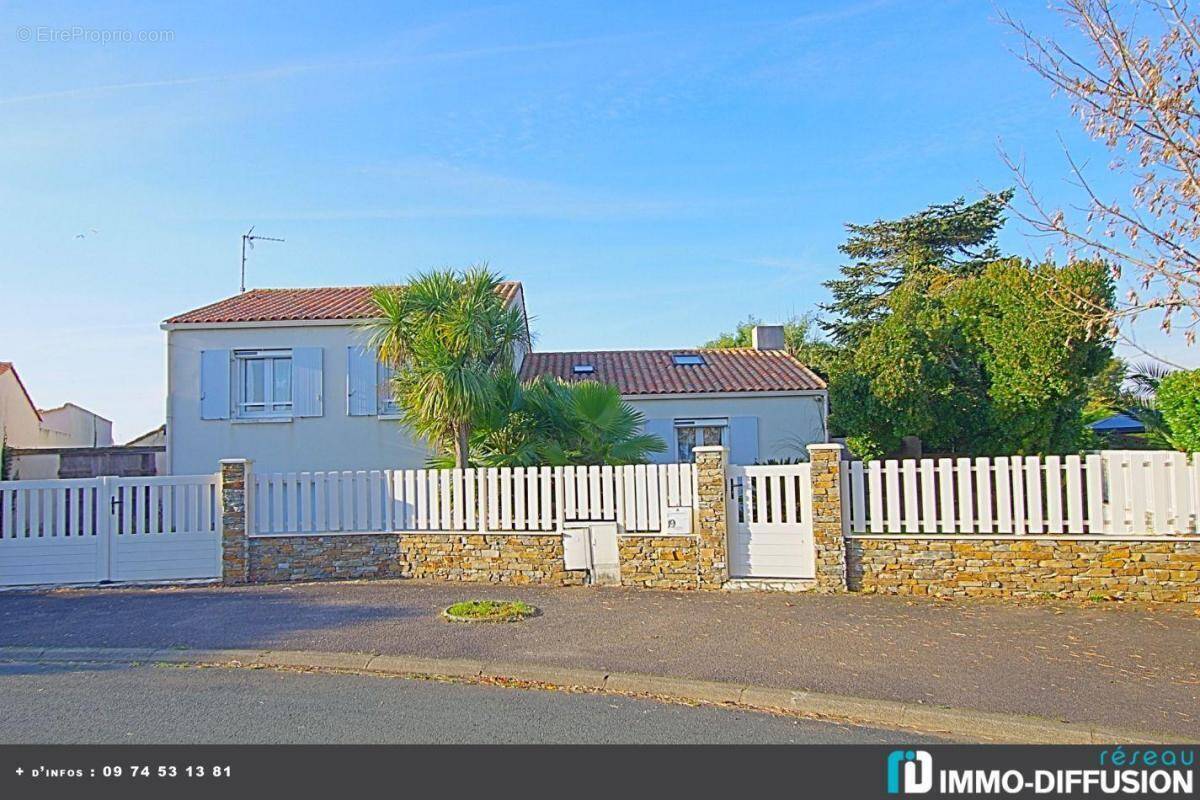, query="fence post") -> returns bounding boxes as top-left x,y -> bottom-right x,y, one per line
220,458 -> 252,585
693,445 -> 729,589
807,443 -> 848,592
